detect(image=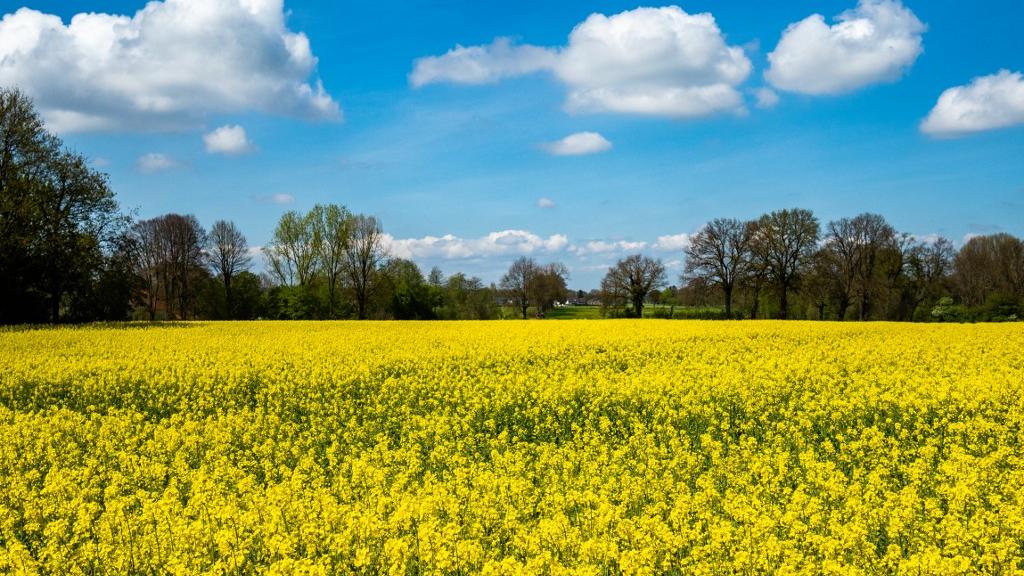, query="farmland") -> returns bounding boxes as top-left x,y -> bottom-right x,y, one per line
2,321 -> 1024,574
